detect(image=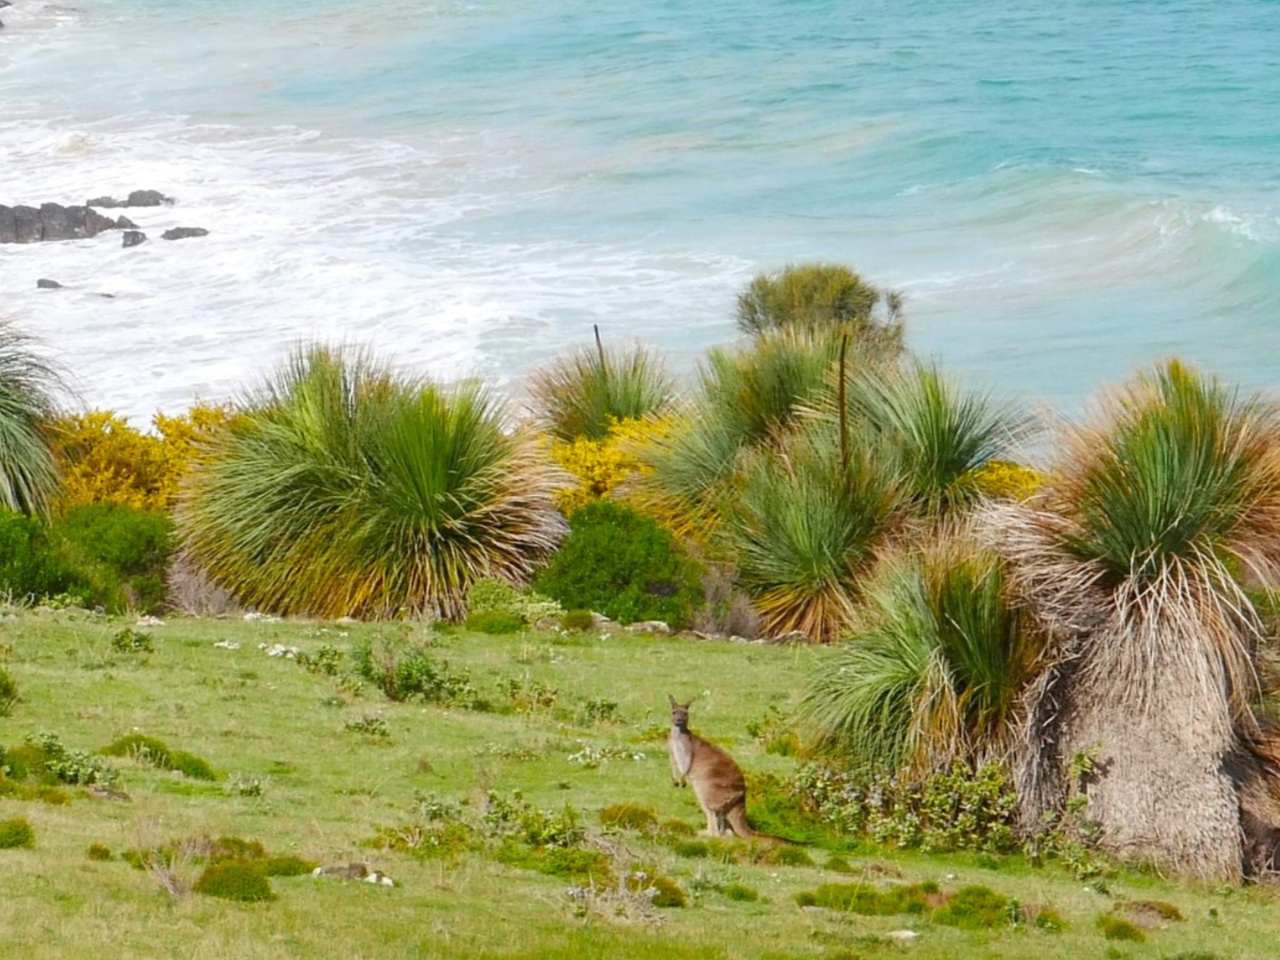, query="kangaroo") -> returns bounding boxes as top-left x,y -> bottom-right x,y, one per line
668,694 -> 763,839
